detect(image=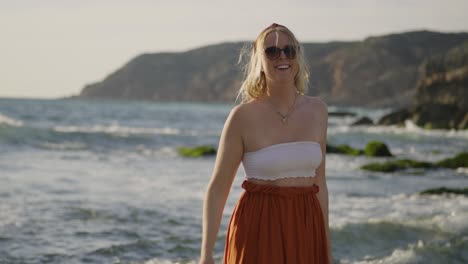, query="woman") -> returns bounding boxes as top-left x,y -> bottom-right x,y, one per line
199,23 -> 332,264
